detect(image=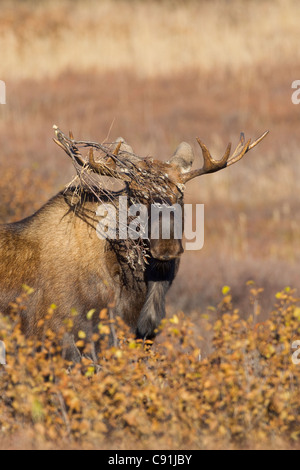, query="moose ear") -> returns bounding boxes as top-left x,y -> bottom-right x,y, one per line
167,142 -> 194,174
114,137 -> 134,155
